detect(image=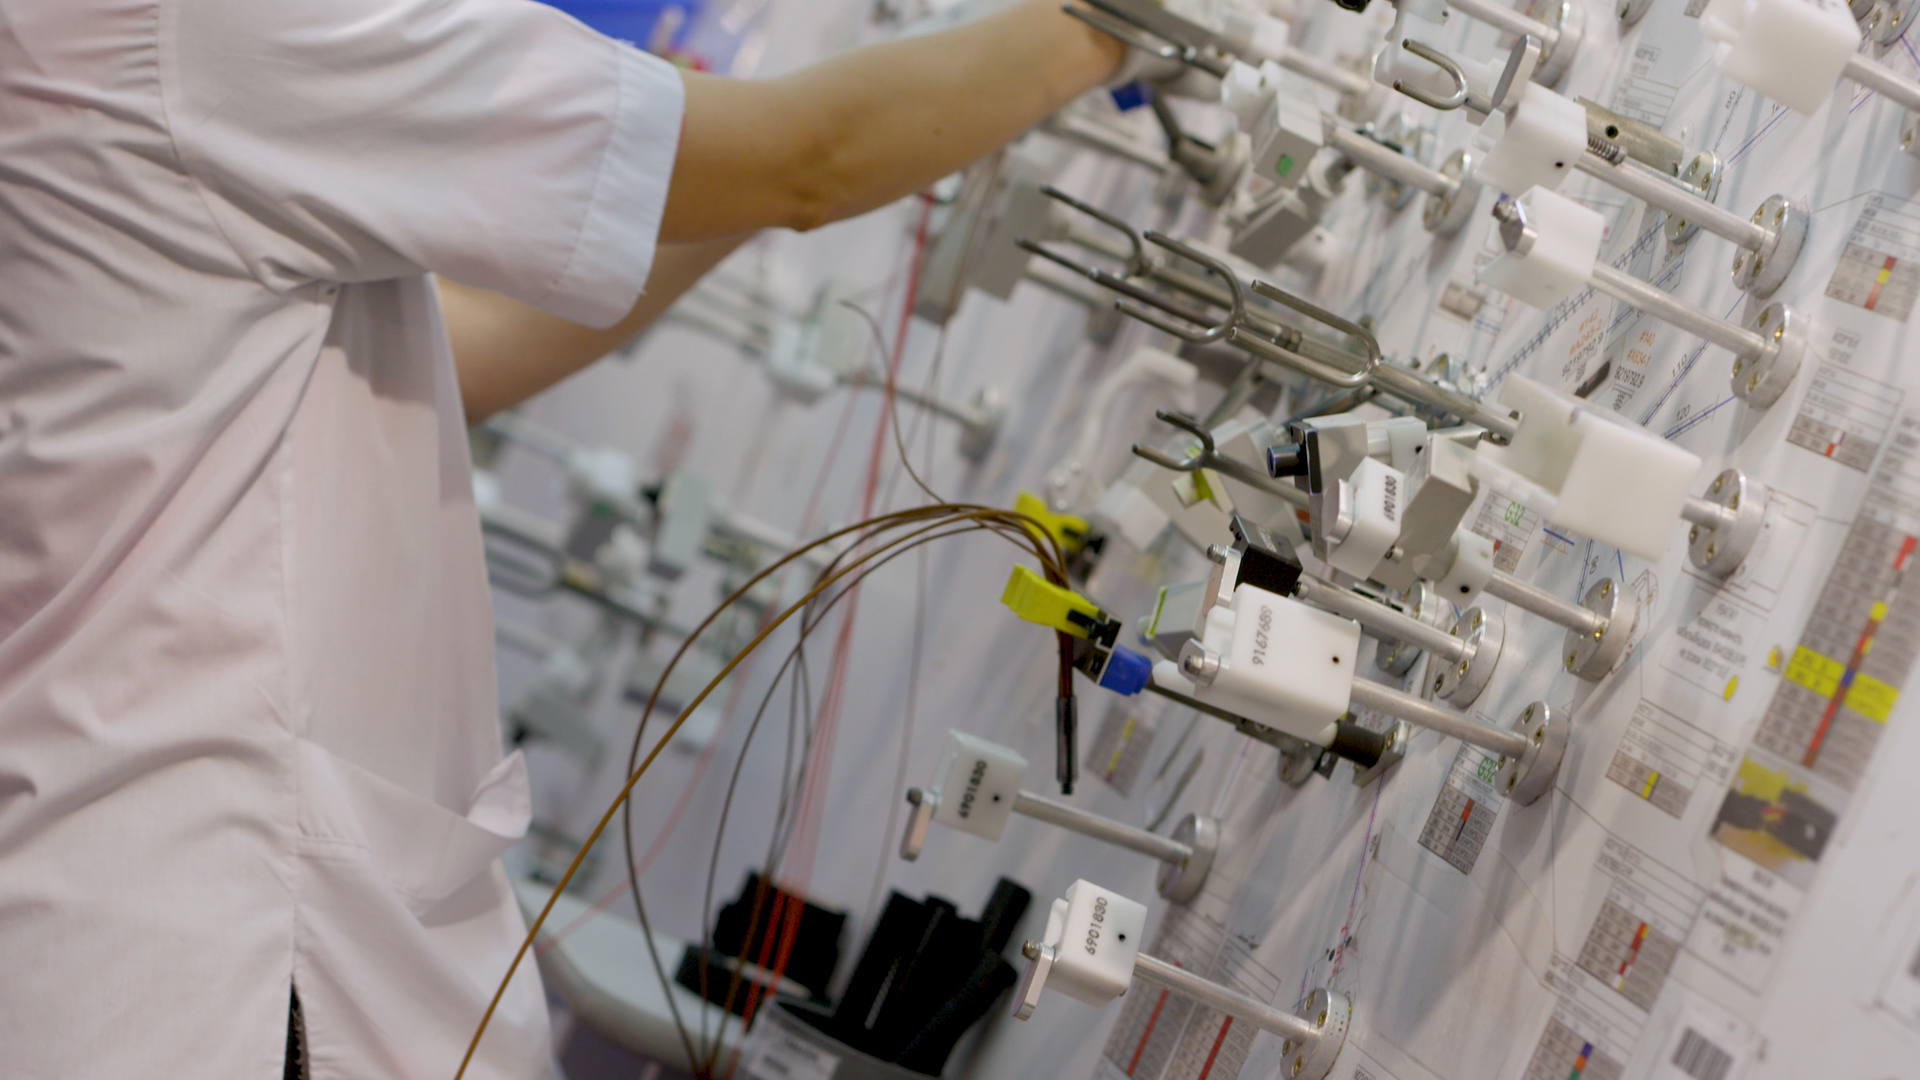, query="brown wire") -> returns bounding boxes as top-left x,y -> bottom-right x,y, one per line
455,506 -> 1068,1079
